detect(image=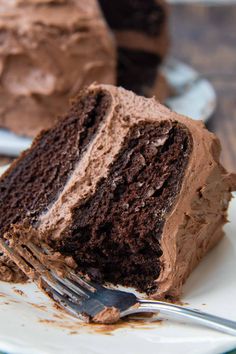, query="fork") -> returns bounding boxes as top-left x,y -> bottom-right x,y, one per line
1,238 -> 236,335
